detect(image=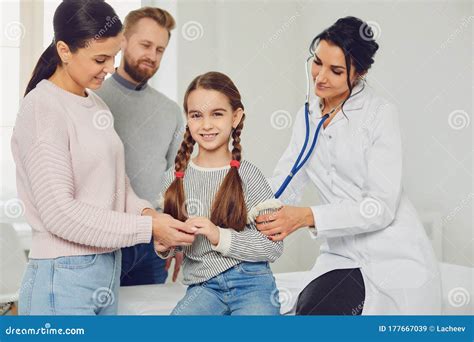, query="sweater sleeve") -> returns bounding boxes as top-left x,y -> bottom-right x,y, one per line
13,96 -> 152,249
212,221 -> 283,262
124,174 -> 153,215
155,246 -> 183,259
155,247 -> 176,259
211,162 -> 283,262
